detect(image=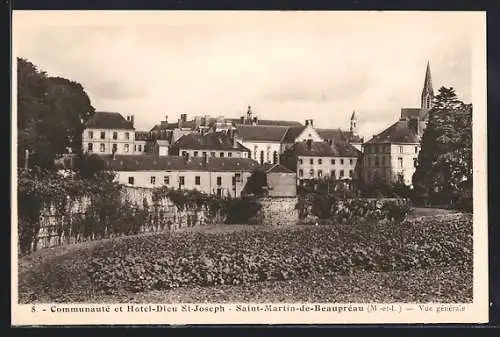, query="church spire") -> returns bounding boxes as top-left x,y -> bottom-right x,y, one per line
350,110 -> 358,135
420,61 -> 434,115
